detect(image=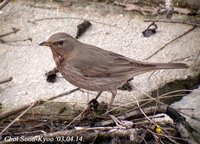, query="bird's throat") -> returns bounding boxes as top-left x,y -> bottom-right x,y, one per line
51,48 -> 64,66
